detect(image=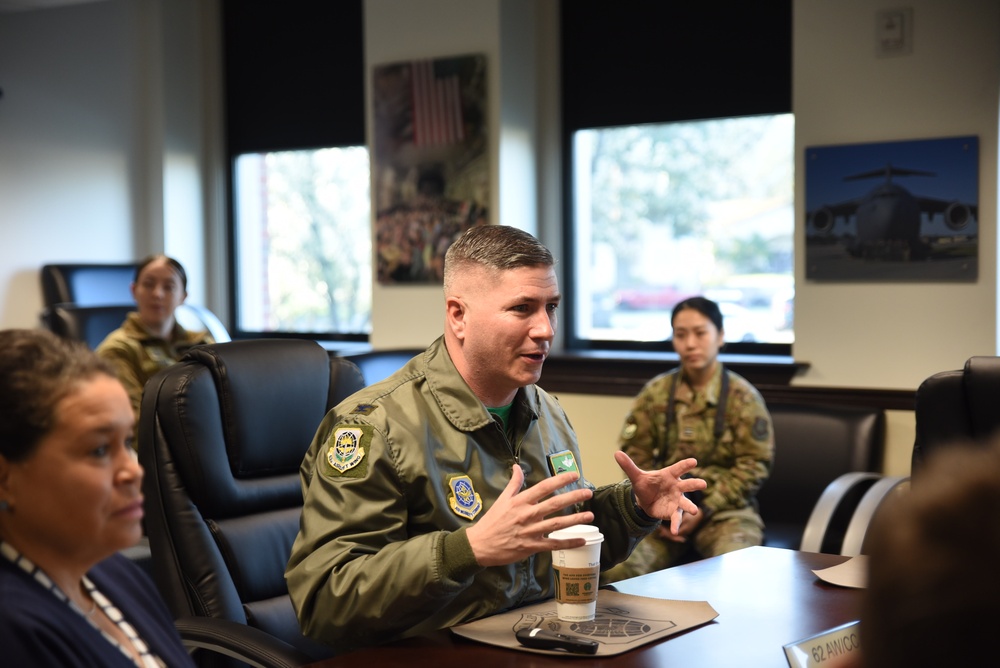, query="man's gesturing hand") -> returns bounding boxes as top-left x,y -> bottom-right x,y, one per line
614,451 -> 707,535
466,465 -> 595,568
